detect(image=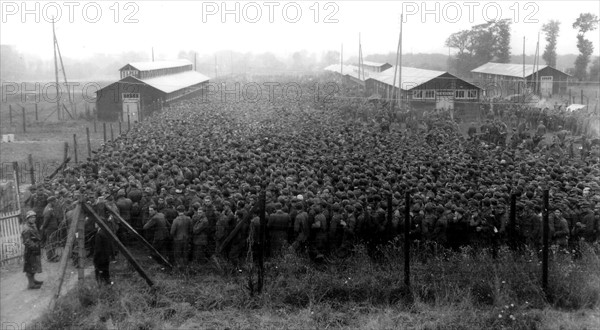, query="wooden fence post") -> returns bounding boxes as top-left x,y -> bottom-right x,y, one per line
110,123 -> 114,141
83,204 -> 154,287
9,104 -> 13,124
63,142 -> 69,165
103,122 -> 106,142
258,190 -> 266,294
49,204 -> 81,310
404,191 -> 410,288
86,127 -> 92,159
73,134 -> 78,163
119,121 -> 122,135
28,154 -> 35,185
542,190 -> 549,293
77,212 -> 85,281
94,120 -> 97,133
128,114 -> 131,131
35,103 -> 39,121
21,105 -> 26,133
